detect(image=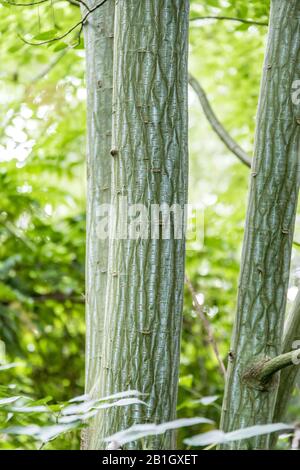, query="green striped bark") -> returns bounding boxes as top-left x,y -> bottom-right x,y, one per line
81,0 -> 114,449
271,290 -> 300,440
220,0 -> 300,449
88,0 -> 189,450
